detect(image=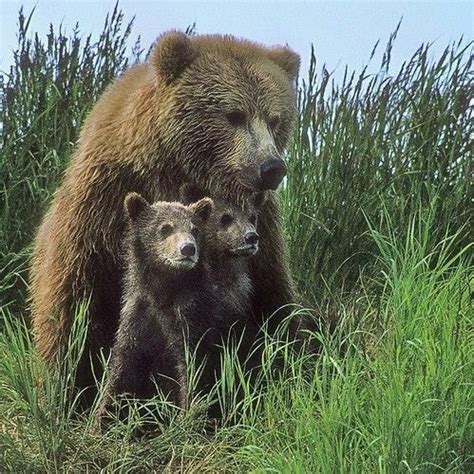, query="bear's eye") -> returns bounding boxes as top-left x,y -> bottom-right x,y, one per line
226,110 -> 248,127
268,114 -> 281,131
249,214 -> 257,226
220,214 -> 234,226
190,226 -> 199,237
160,224 -> 173,238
